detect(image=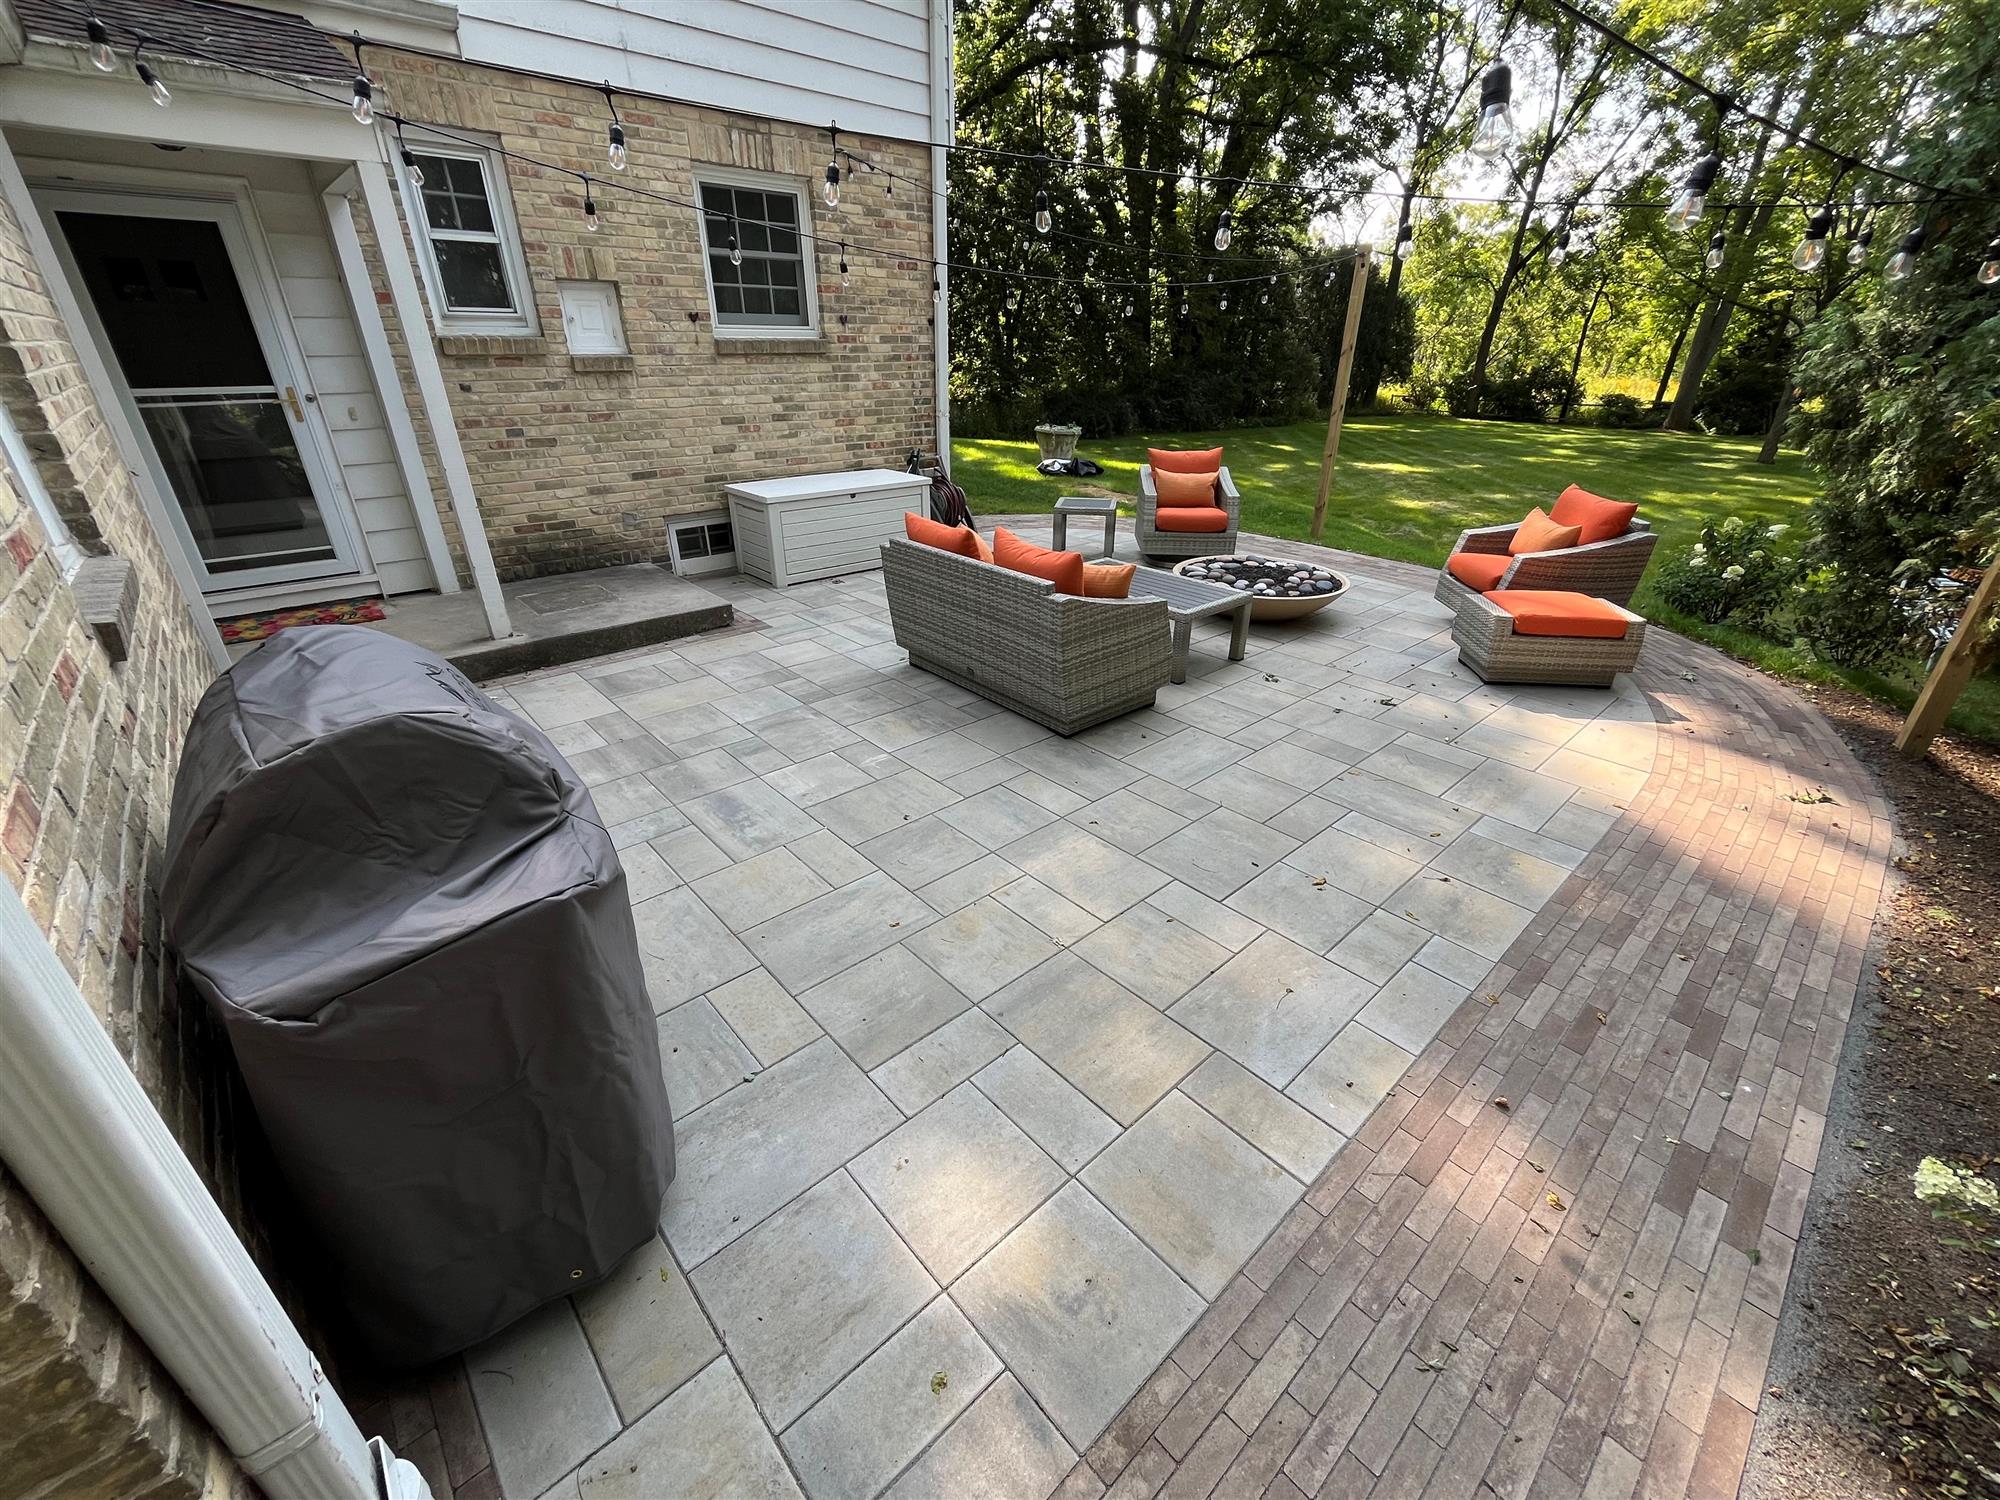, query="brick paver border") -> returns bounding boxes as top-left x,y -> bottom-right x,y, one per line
1055,543 -> 1893,1500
